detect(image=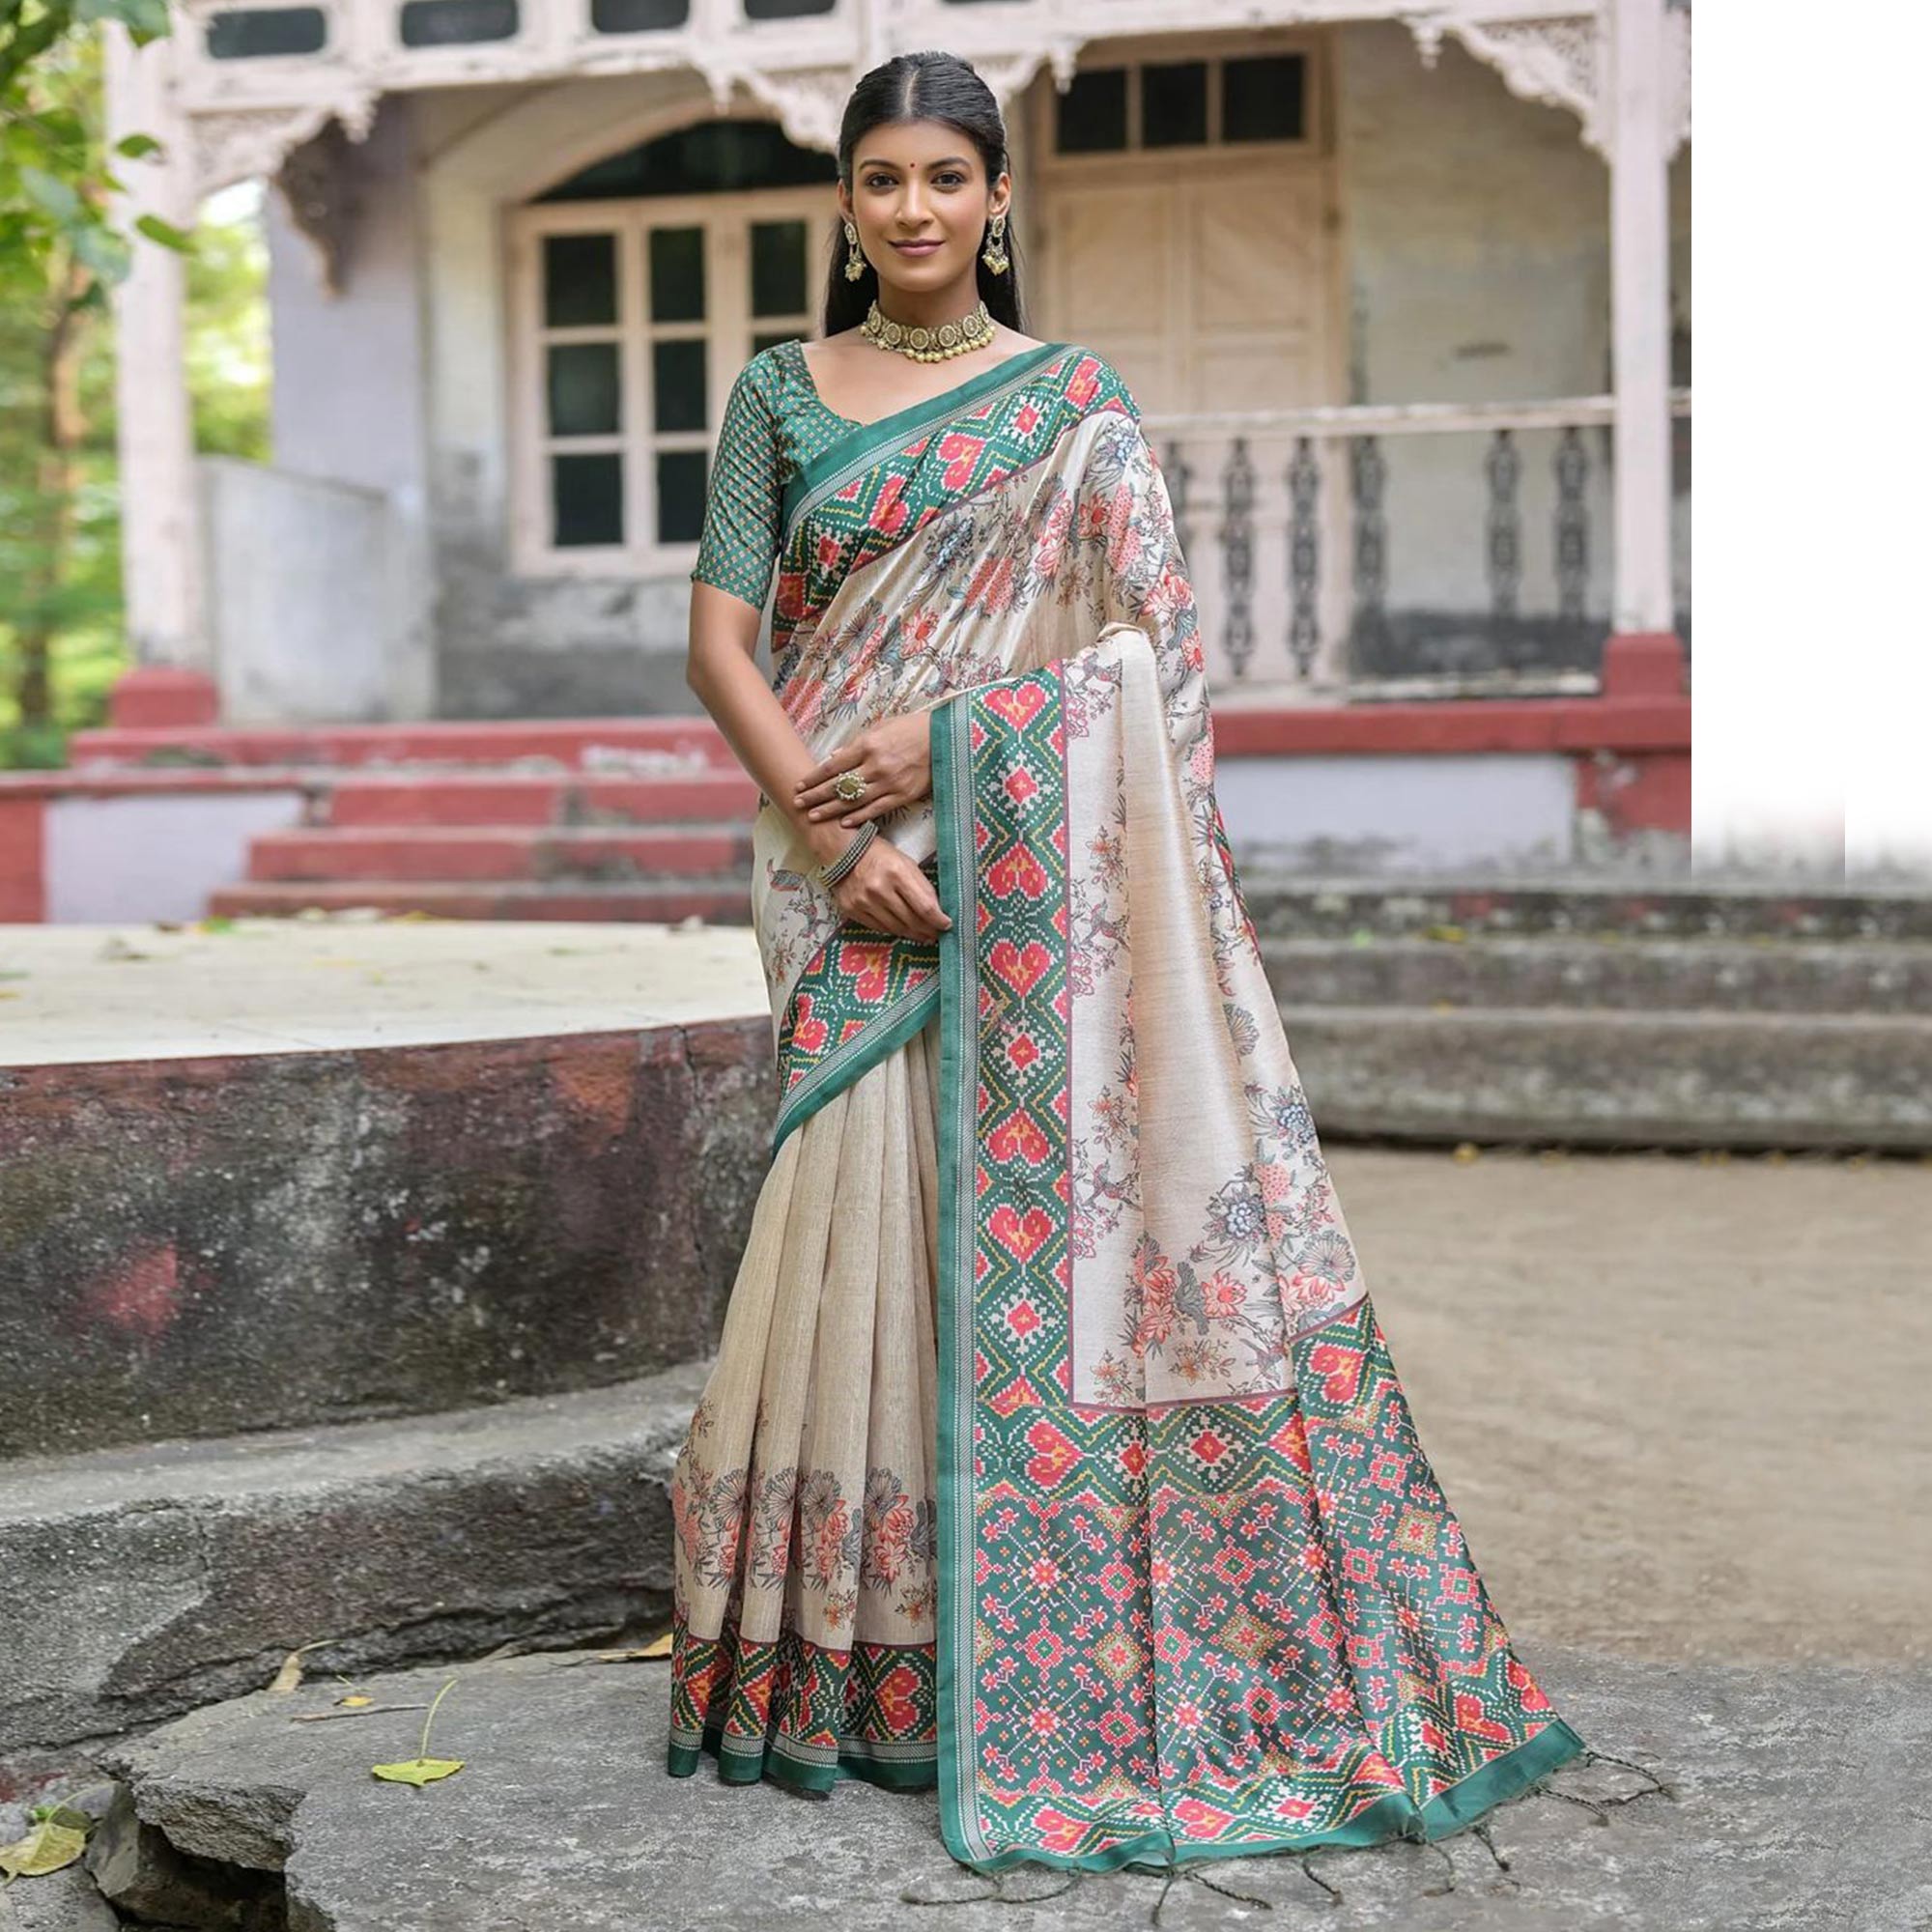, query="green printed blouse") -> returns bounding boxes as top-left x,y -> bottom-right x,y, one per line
688,336 -> 872,613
